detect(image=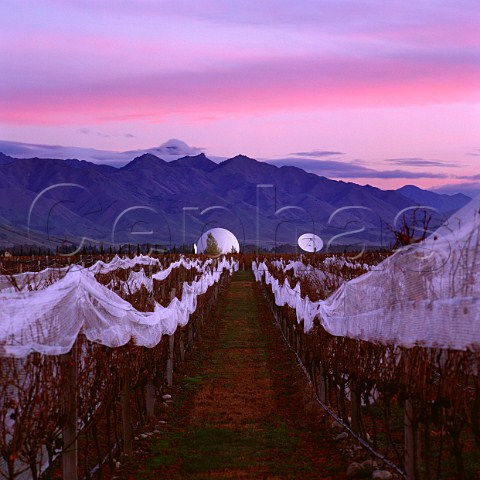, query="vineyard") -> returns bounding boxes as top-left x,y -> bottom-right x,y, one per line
254,252 -> 480,479
0,254 -> 237,479
0,200 -> 479,479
